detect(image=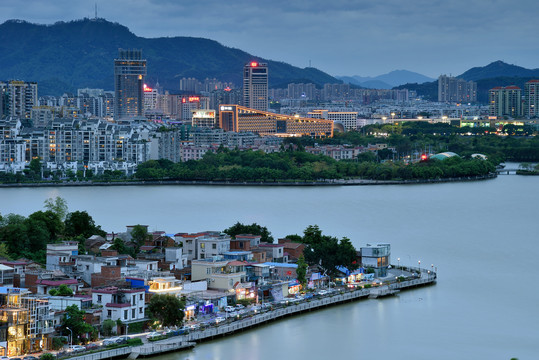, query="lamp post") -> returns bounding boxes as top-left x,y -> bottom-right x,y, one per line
431,264 -> 434,278
66,327 -> 73,349
397,258 -> 401,276
418,260 -> 421,277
